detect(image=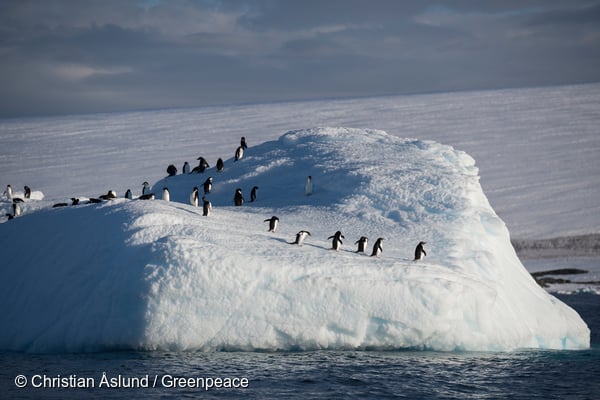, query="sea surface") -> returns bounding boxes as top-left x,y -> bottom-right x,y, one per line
1,293 -> 598,400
